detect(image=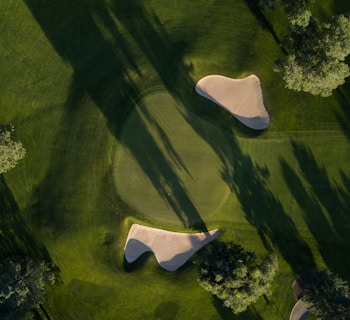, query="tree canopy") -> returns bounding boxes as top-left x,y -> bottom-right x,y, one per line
0,257 -> 55,319
0,125 -> 26,174
259,0 -> 350,96
275,14 -> 350,97
196,241 -> 278,314
302,270 -> 350,320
